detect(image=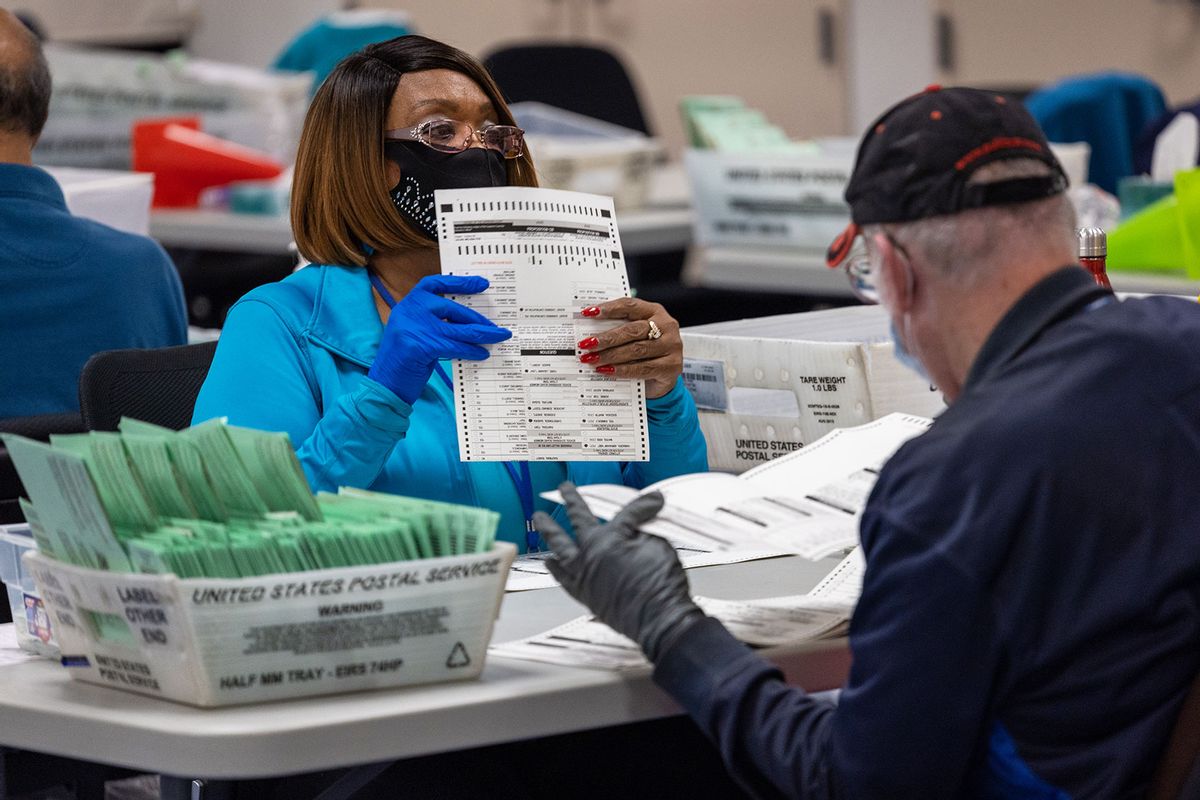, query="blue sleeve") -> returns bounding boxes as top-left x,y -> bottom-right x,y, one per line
829,515 -> 1003,798
192,298 -> 412,492
653,617 -> 840,800
652,513 -> 1004,799
622,377 -> 708,488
